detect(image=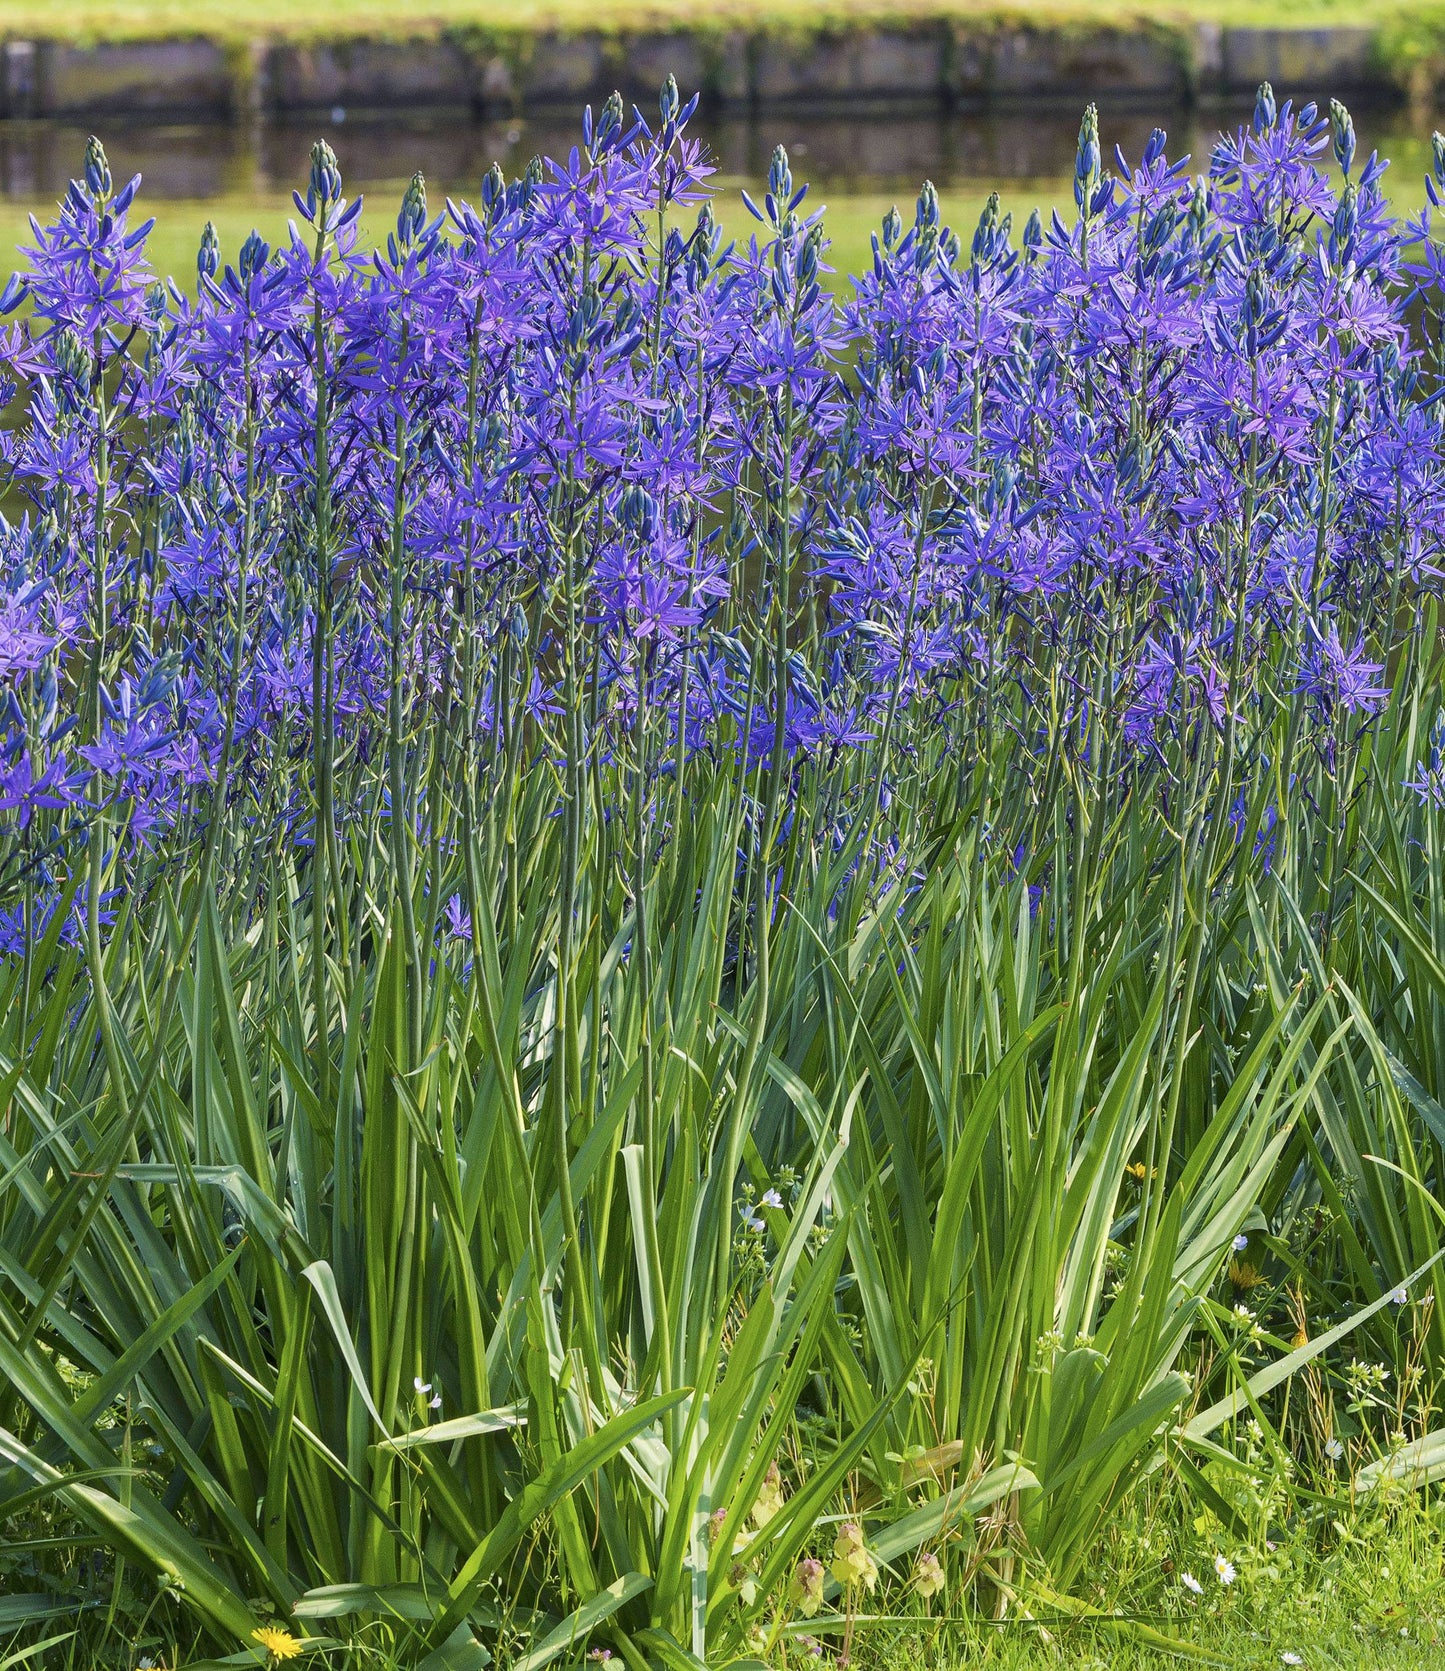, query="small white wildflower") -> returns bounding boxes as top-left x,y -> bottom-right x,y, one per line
1233,1233 -> 1250,1251
1390,1286 -> 1408,1306
414,1377 -> 431,1394
760,1188 -> 783,1210
1214,1554 -> 1236,1586
1325,1437 -> 1344,1459
429,1393 -> 442,1410
1281,1654 -> 1303,1666
1181,1571 -> 1202,1594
